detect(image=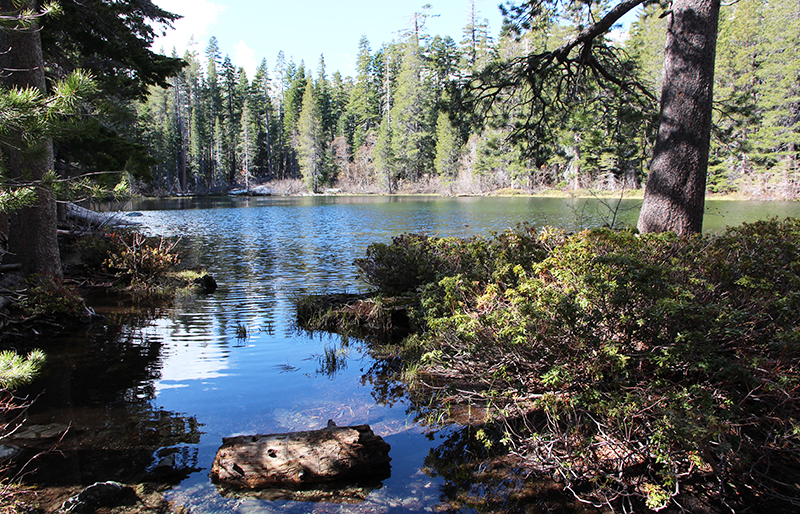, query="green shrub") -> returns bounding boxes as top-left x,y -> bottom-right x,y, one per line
68,232 -> 121,270
355,224 -> 551,294
19,274 -> 88,319
364,218 -> 800,510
